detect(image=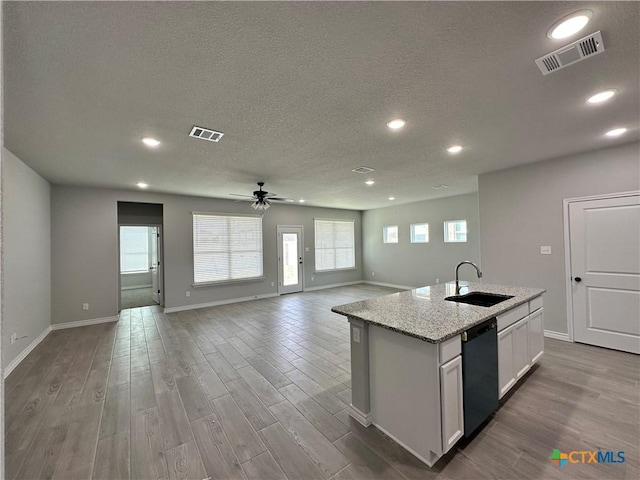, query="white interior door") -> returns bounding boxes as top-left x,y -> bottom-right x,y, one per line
150,226 -> 163,305
569,194 -> 640,354
278,226 -> 303,294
